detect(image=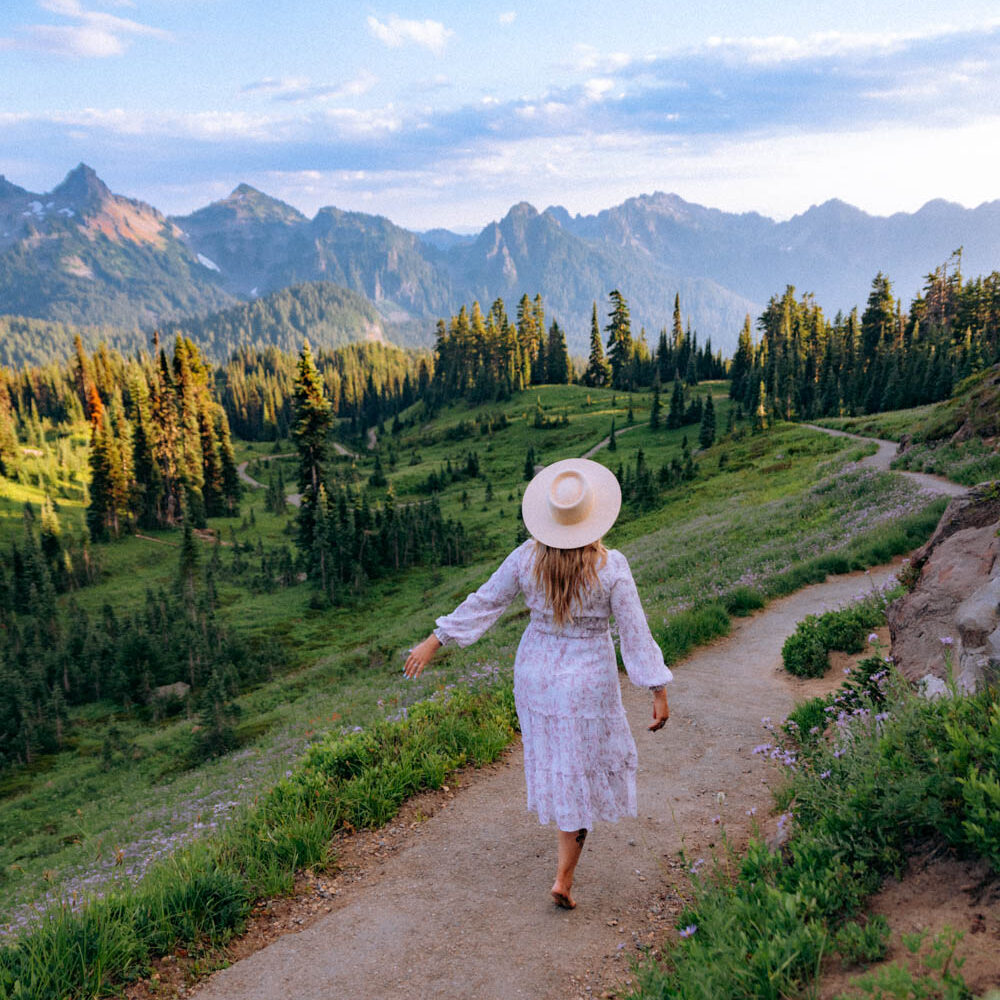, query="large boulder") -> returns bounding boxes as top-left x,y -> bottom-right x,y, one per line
887,482 -> 1000,694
